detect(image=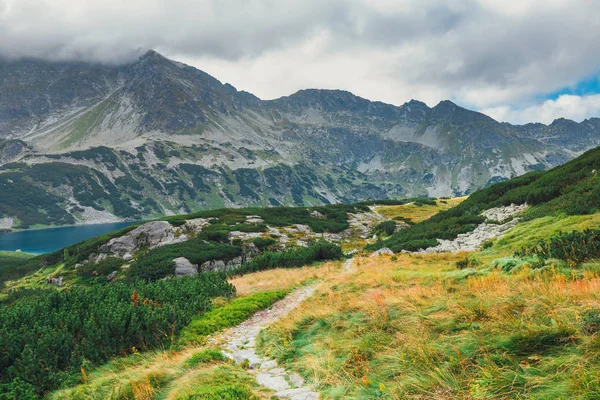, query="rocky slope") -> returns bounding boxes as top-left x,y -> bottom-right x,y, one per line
1,51 -> 598,228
